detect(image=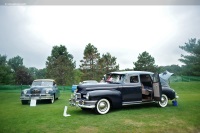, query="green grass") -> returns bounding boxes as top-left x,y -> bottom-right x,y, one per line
0,82 -> 200,133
